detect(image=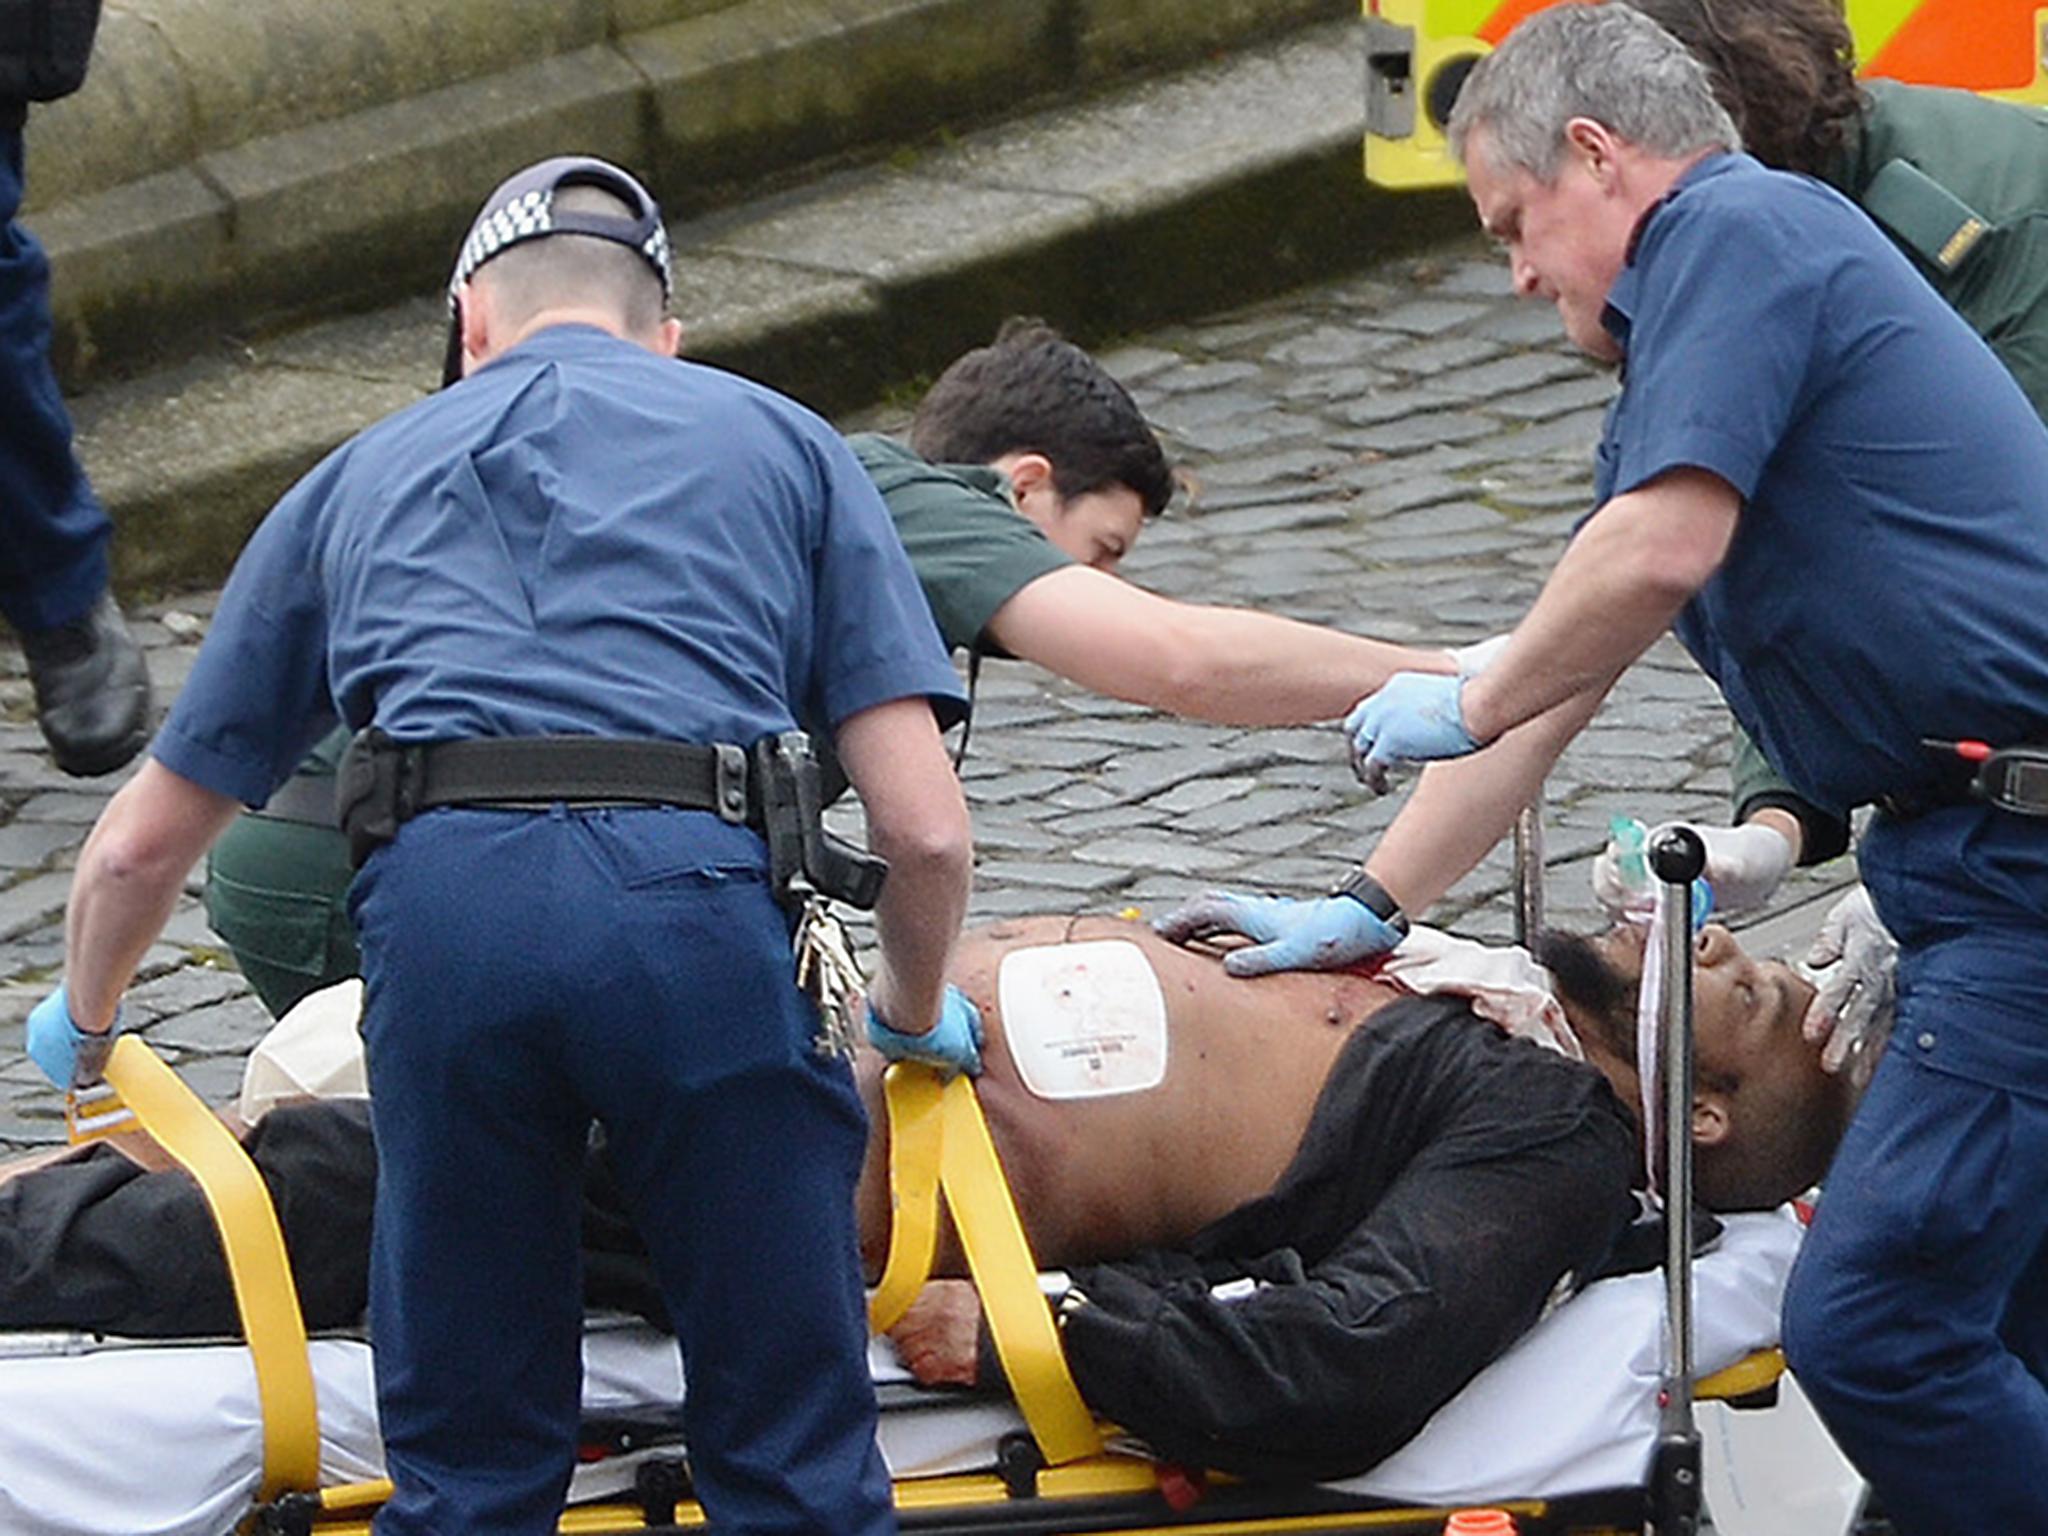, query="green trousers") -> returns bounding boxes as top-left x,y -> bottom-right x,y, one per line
205,809 -> 360,1019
